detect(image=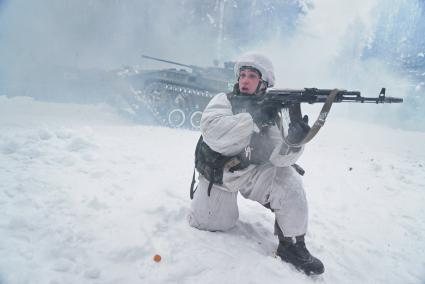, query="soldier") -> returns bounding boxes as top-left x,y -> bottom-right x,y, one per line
188,52 -> 324,276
